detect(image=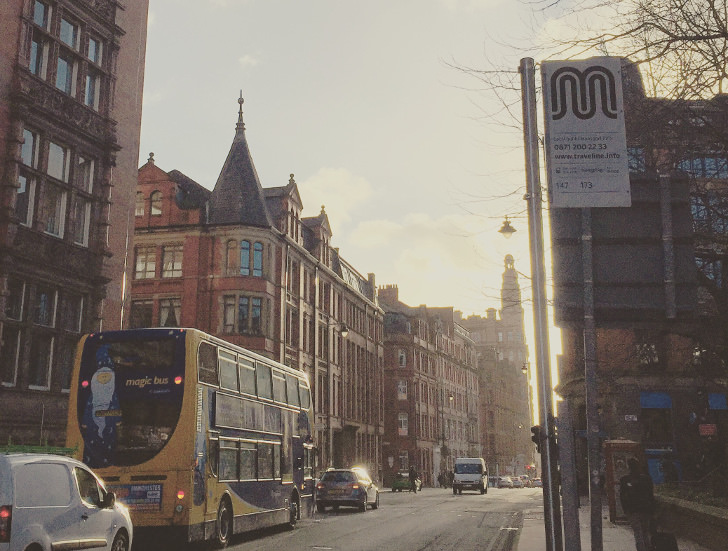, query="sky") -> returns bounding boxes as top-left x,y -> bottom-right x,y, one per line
138,0 -> 559,356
